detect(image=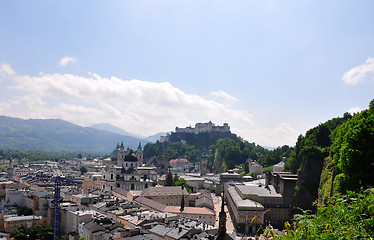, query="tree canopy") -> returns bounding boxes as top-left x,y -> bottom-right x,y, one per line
331,108 -> 374,192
